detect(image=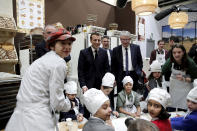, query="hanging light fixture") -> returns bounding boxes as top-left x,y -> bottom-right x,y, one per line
168,12 -> 188,29
132,0 -> 158,16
